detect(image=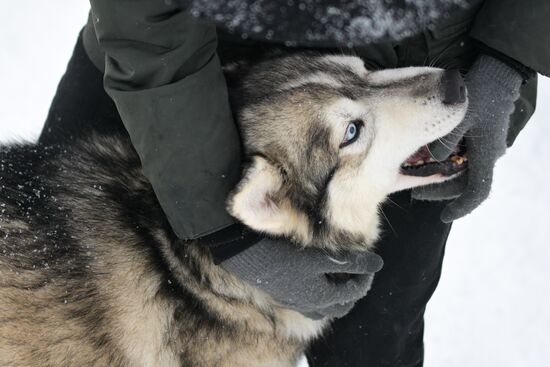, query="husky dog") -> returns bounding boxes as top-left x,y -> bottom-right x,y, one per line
0,54 -> 467,367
